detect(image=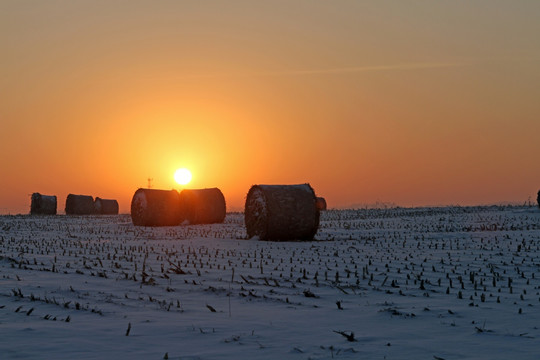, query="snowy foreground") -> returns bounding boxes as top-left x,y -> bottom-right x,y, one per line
2,207 -> 540,360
